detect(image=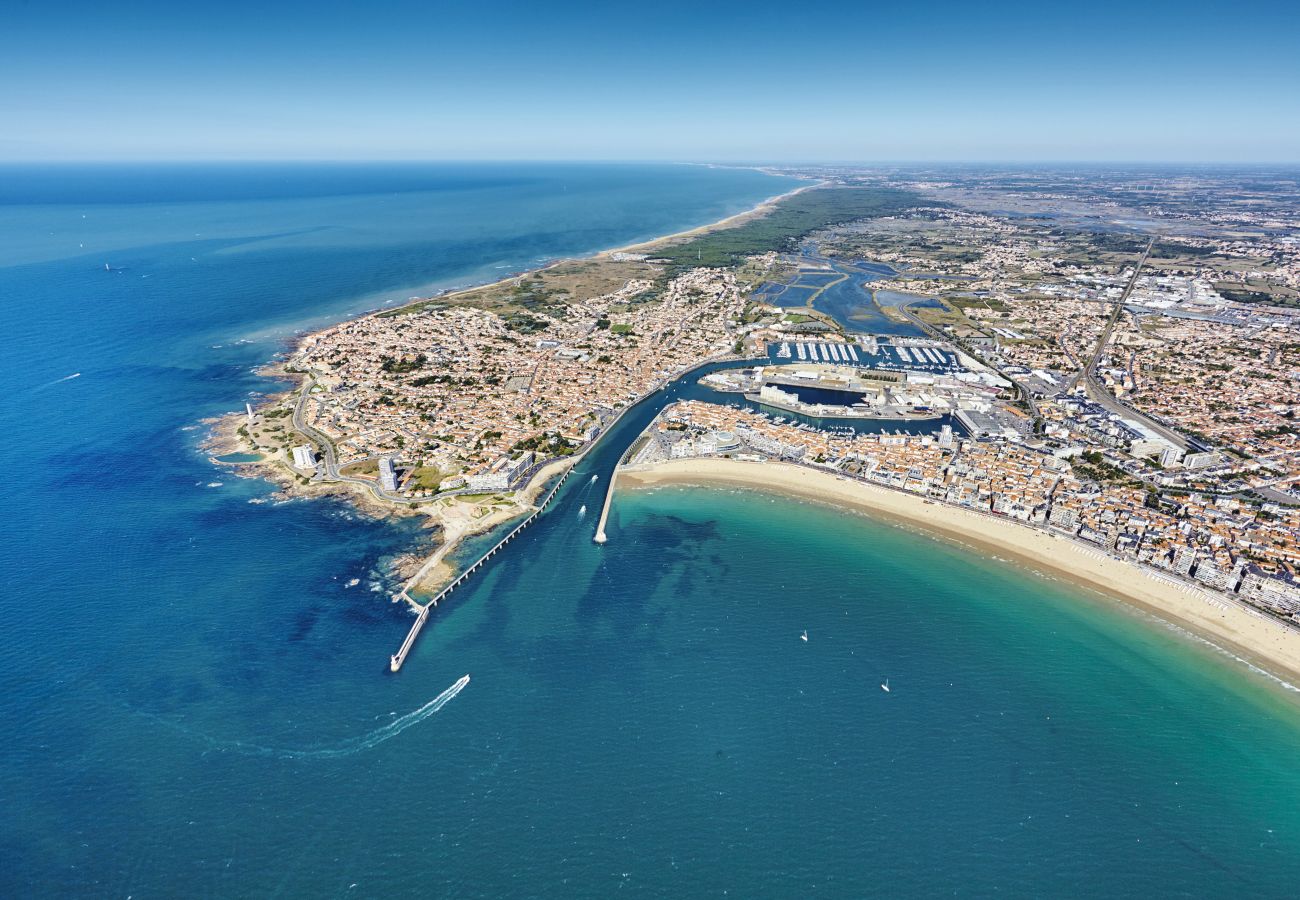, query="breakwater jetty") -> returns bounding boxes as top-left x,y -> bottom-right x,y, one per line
593,471 -> 617,544
389,466 -> 573,672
